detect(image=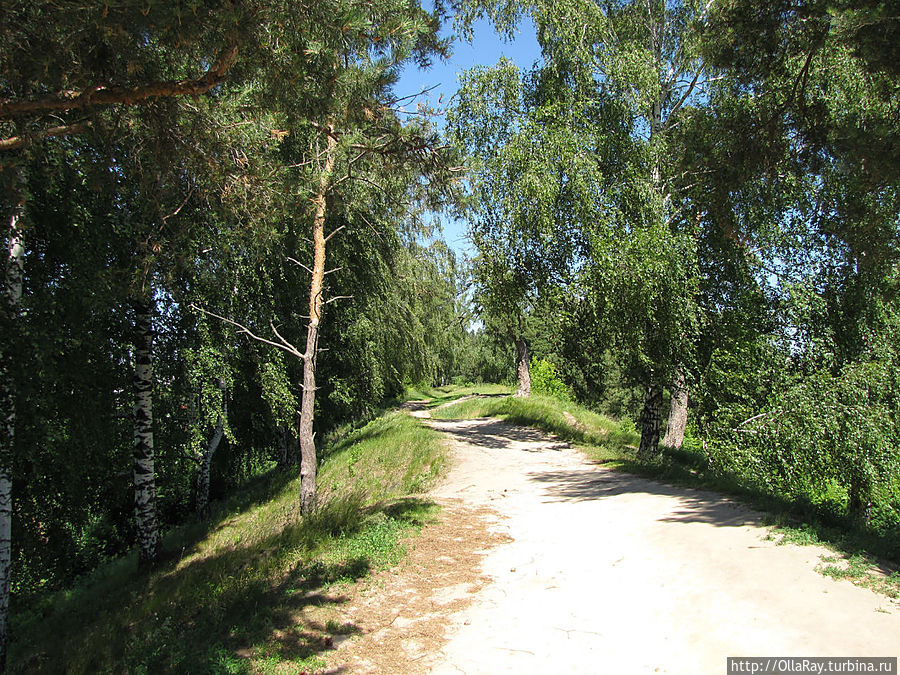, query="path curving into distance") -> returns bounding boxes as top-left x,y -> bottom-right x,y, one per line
418,414 -> 899,675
